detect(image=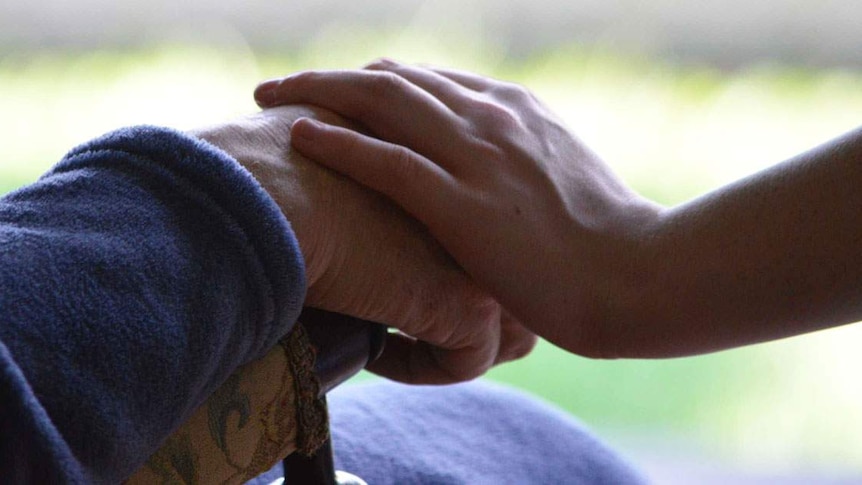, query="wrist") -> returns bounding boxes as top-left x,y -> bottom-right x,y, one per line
566,195 -> 667,358
189,120 -> 325,289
